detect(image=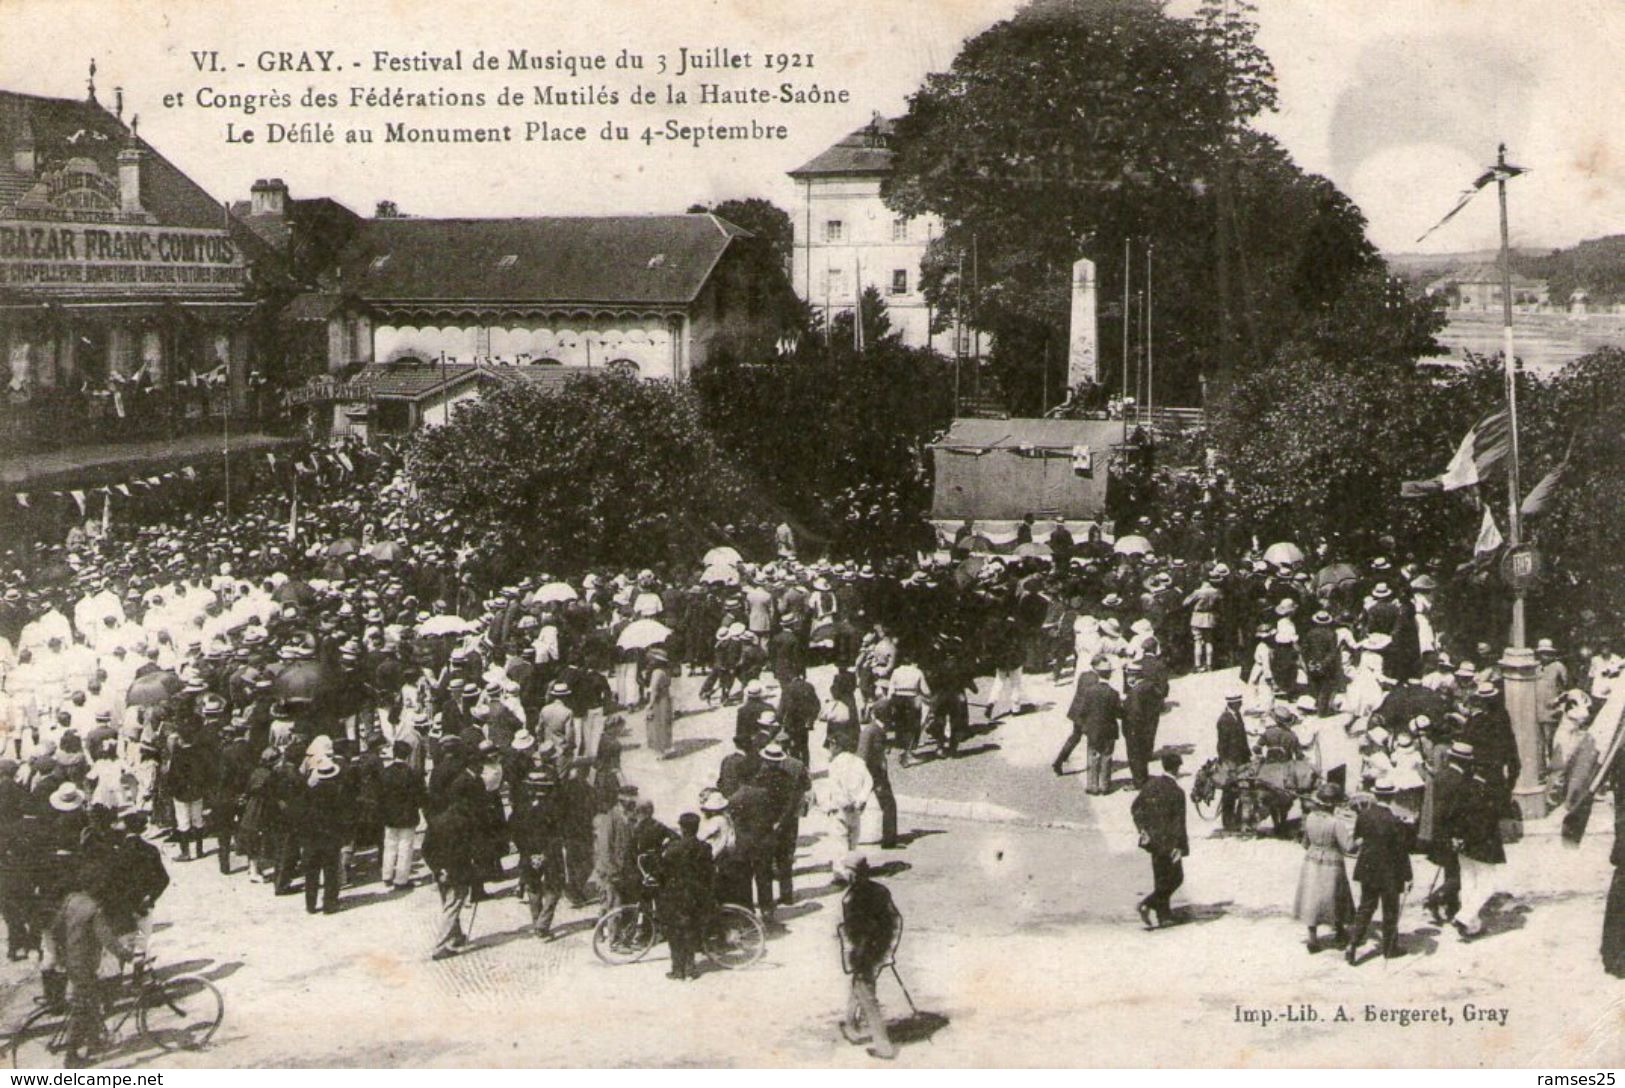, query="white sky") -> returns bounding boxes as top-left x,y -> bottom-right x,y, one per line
1,0 -> 1619,255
